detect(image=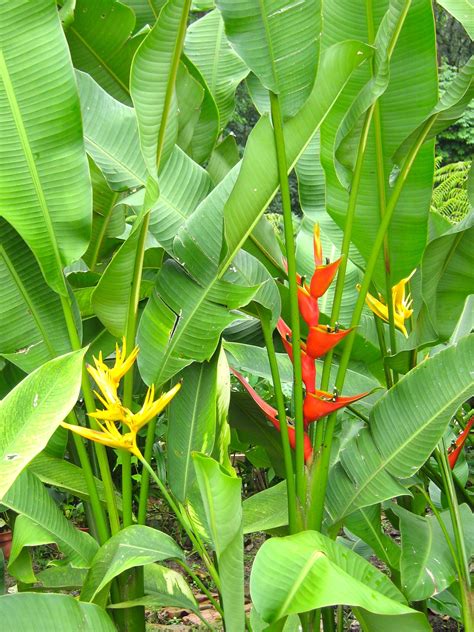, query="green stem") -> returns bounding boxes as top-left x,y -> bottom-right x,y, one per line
260,314 -> 298,533
371,290 -> 394,388
137,417 -> 158,525
422,462 -> 473,509
434,446 -> 473,631
269,91 -> 306,506
88,192 -> 120,271
309,115 -> 437,531
177,560 -> 224,618
60,293 -> 121,534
